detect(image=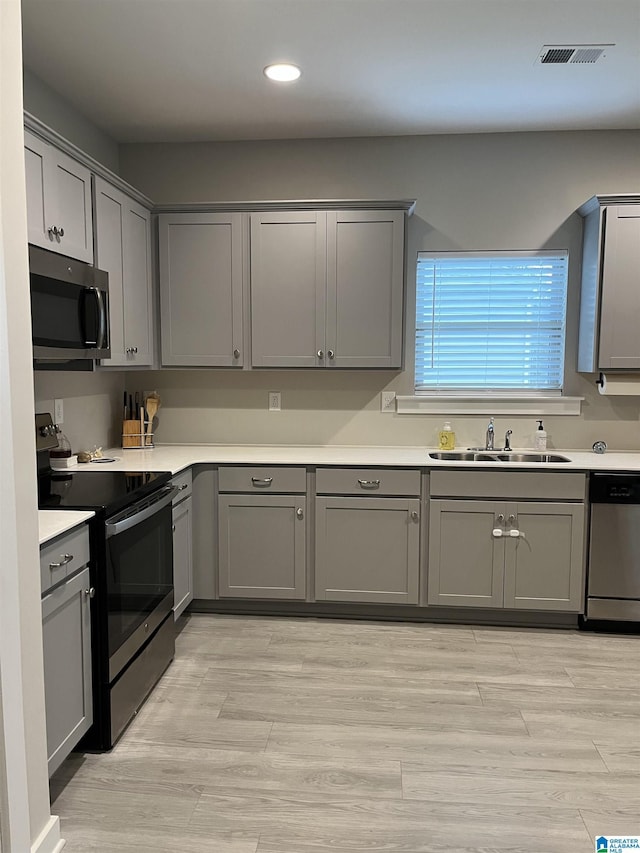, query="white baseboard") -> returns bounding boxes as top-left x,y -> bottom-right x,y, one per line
31,815 -> 64,853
